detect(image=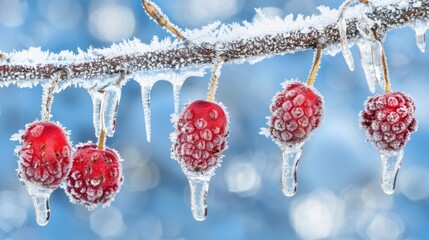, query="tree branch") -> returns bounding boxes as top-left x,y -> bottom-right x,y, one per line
0,0 -> 428,86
